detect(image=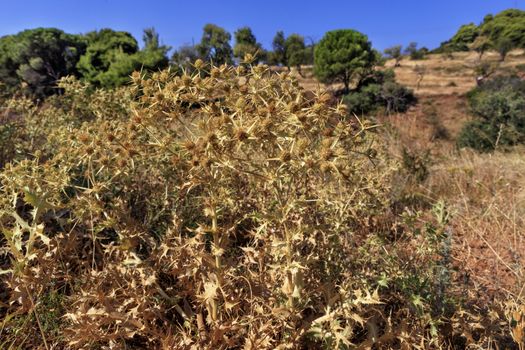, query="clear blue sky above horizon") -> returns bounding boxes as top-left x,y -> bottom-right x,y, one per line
1,1 -> 523,53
